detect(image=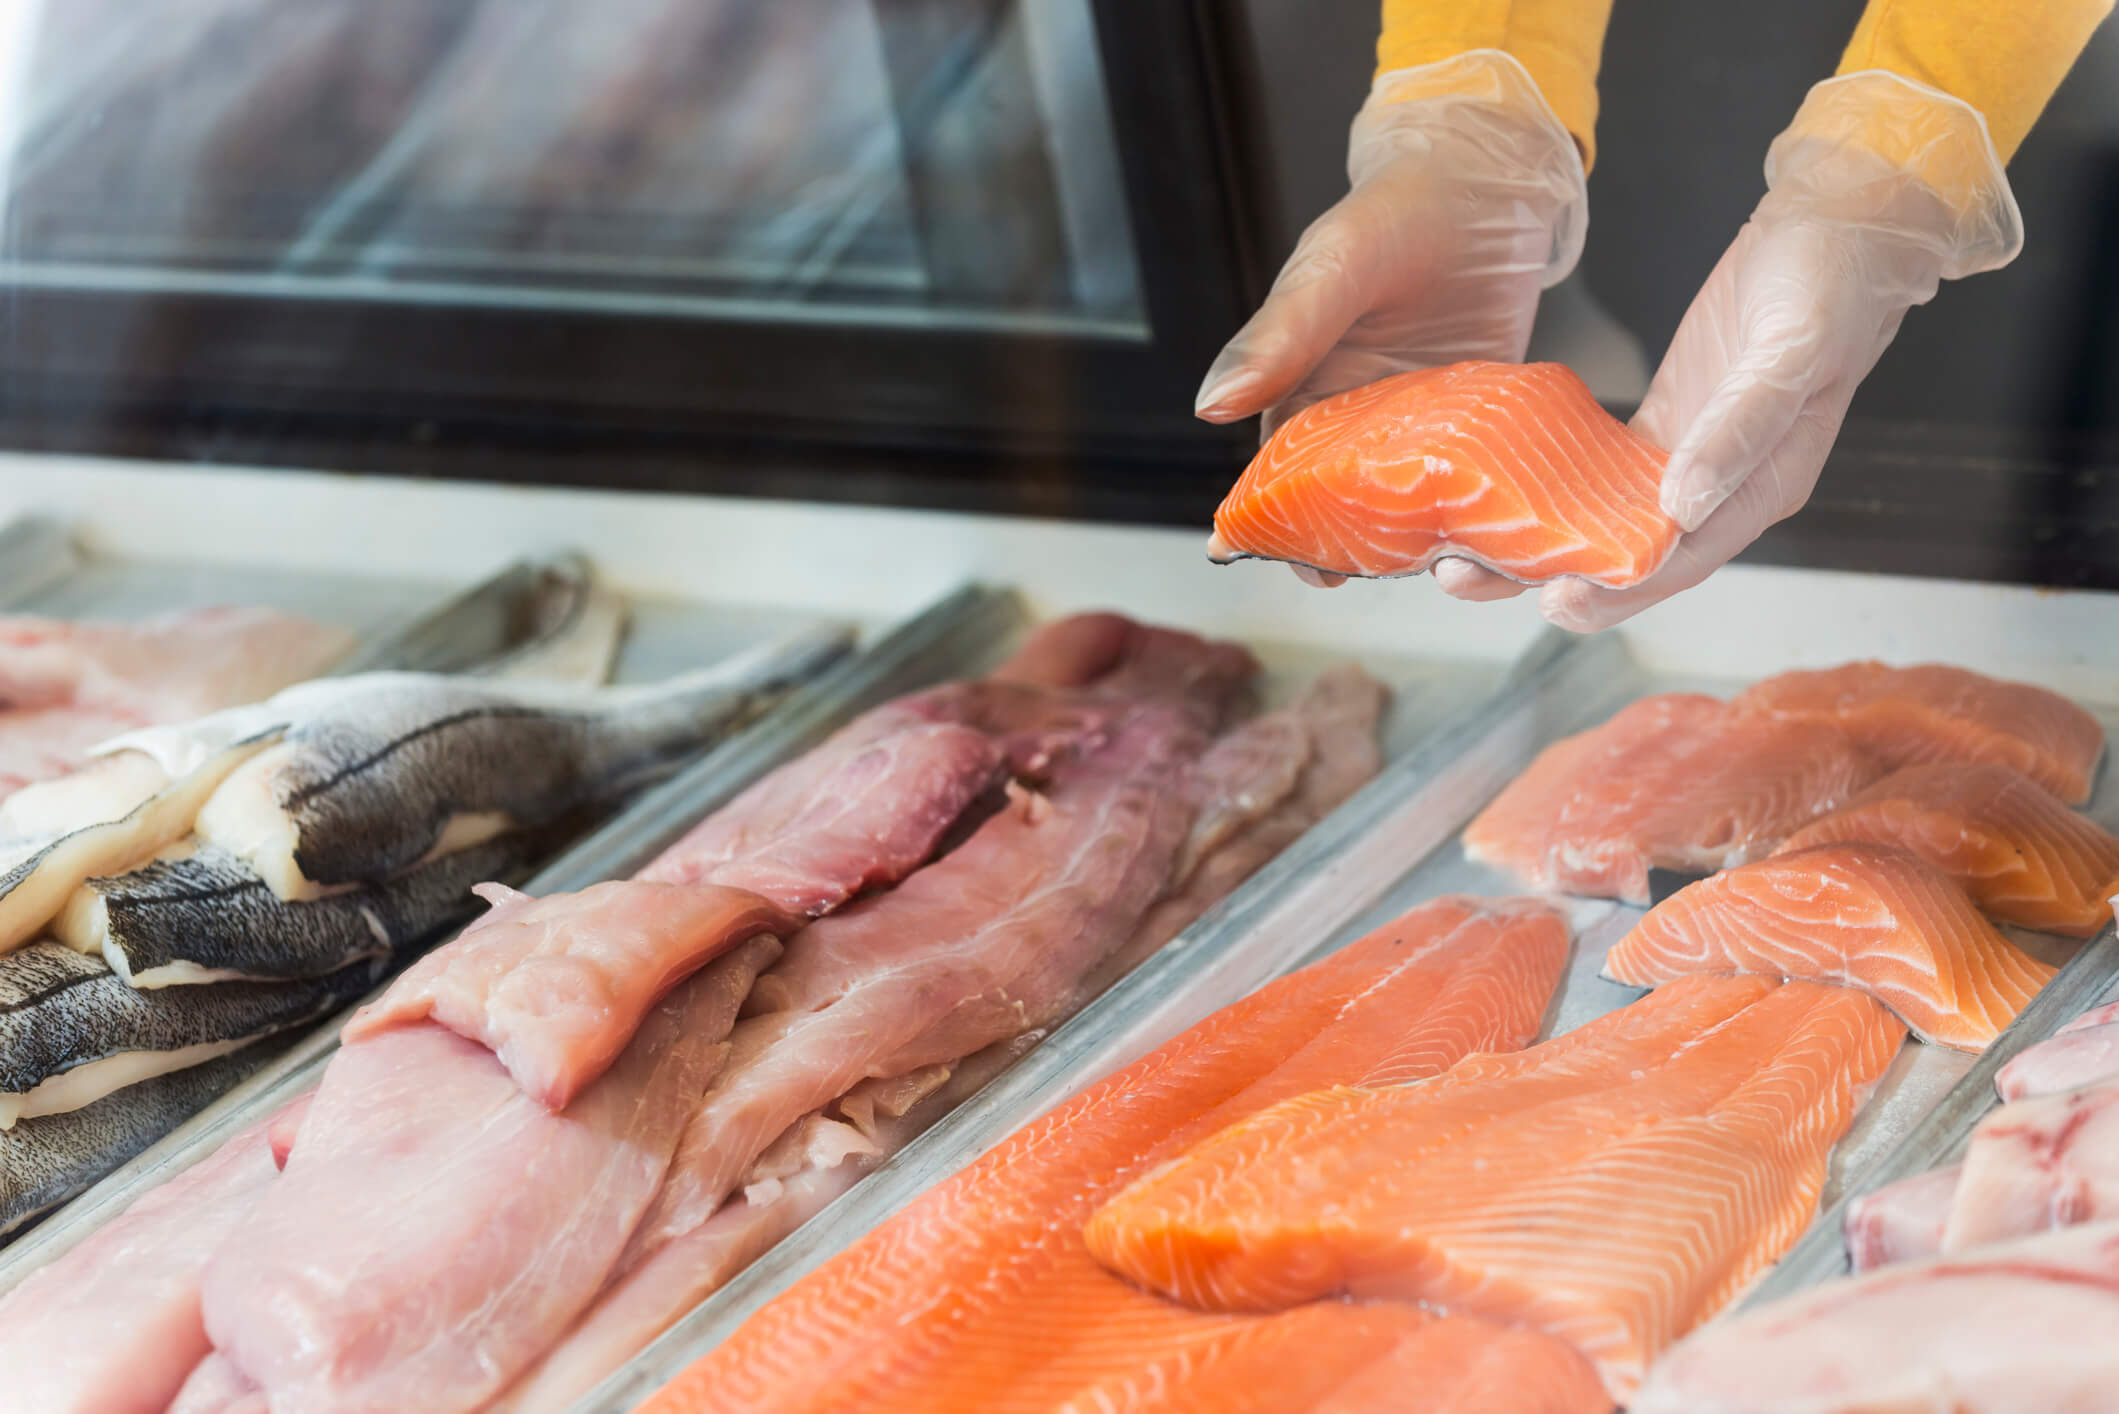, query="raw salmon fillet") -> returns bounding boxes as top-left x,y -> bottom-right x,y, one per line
1778,762 -> 2119,937
1603,842 -> 2056,1050
1206,362 -> 1679,588
1464,693 -> 1881,902
1051,1302 -> 1611,1414
1997,999 -> 2119,1101
1731,661 -> 2105,805
1085,975 -> 1906,1401
636,895 -> 1573,1414
1632,1220 -> 2119,1414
